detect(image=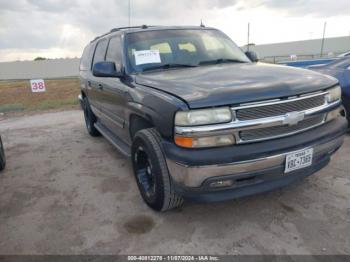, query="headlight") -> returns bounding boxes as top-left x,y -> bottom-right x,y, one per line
175,134 -> 235,148
327,86 -> 341,103
175,107 -> 232,126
